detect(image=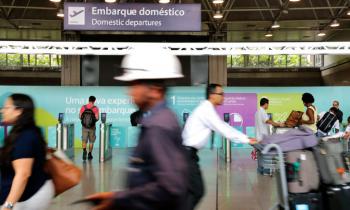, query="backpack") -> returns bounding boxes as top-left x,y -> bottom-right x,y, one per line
81,105 -> 97,128
317,112 -> 337,133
